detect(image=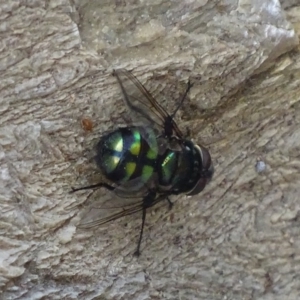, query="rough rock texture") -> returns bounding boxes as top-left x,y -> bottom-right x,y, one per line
0,0 -> 300,299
